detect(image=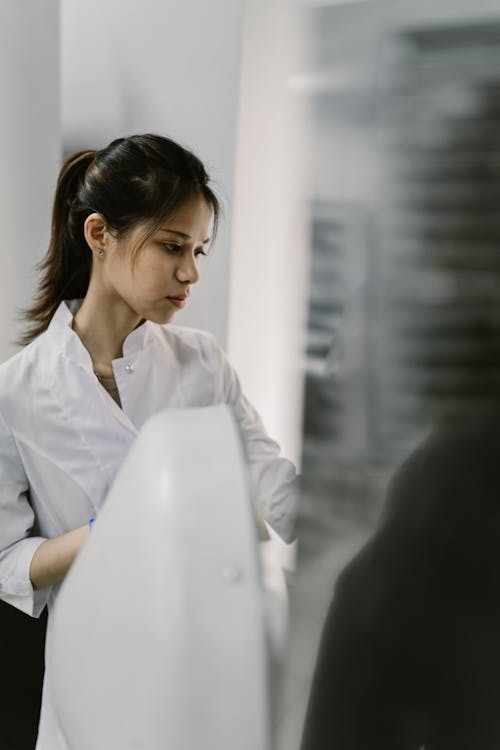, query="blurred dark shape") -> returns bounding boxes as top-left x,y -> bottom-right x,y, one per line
300,409 -> 500,750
